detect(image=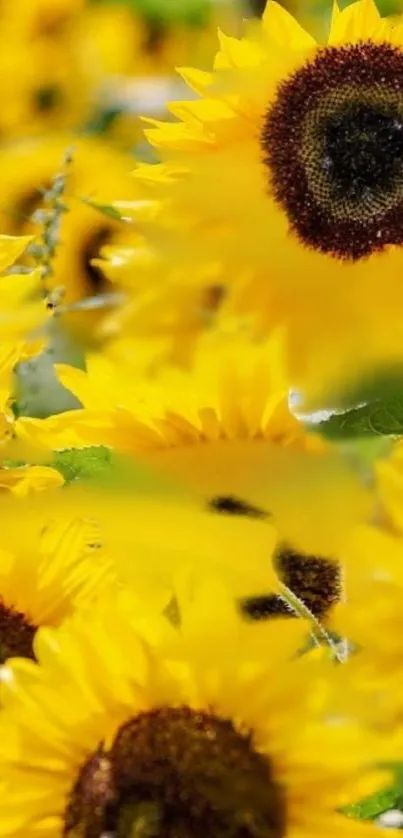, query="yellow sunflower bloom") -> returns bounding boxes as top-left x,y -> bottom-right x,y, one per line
132,0 -> 403,402
0,234 -> 47,341
77,0 -> 242,82
0,481 -> 281,606
0,136 -> 137,341
328,522 -> 403,737
18,333 -> 373,621
0,0 -> 85,41
97,235 -> 225,366
0,340 -> 63,495
373,433 -> 403,524
0,581 -> 386,838
0,516 -> 115,667
0,0 -> 89,138
37,333 -> 372,557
